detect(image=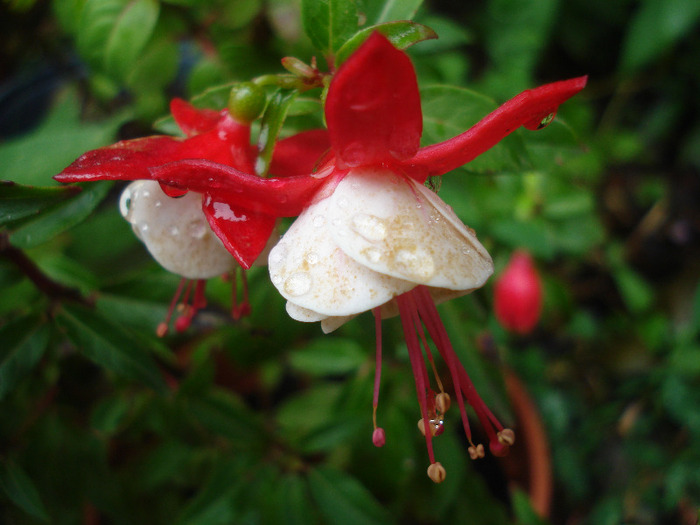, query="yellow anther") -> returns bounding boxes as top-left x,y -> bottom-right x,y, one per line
427,462 -> 446,484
